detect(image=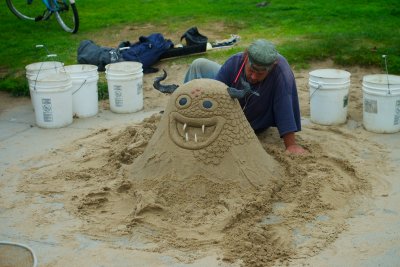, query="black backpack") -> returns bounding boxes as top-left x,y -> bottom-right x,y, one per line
180,27 -> 208,46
